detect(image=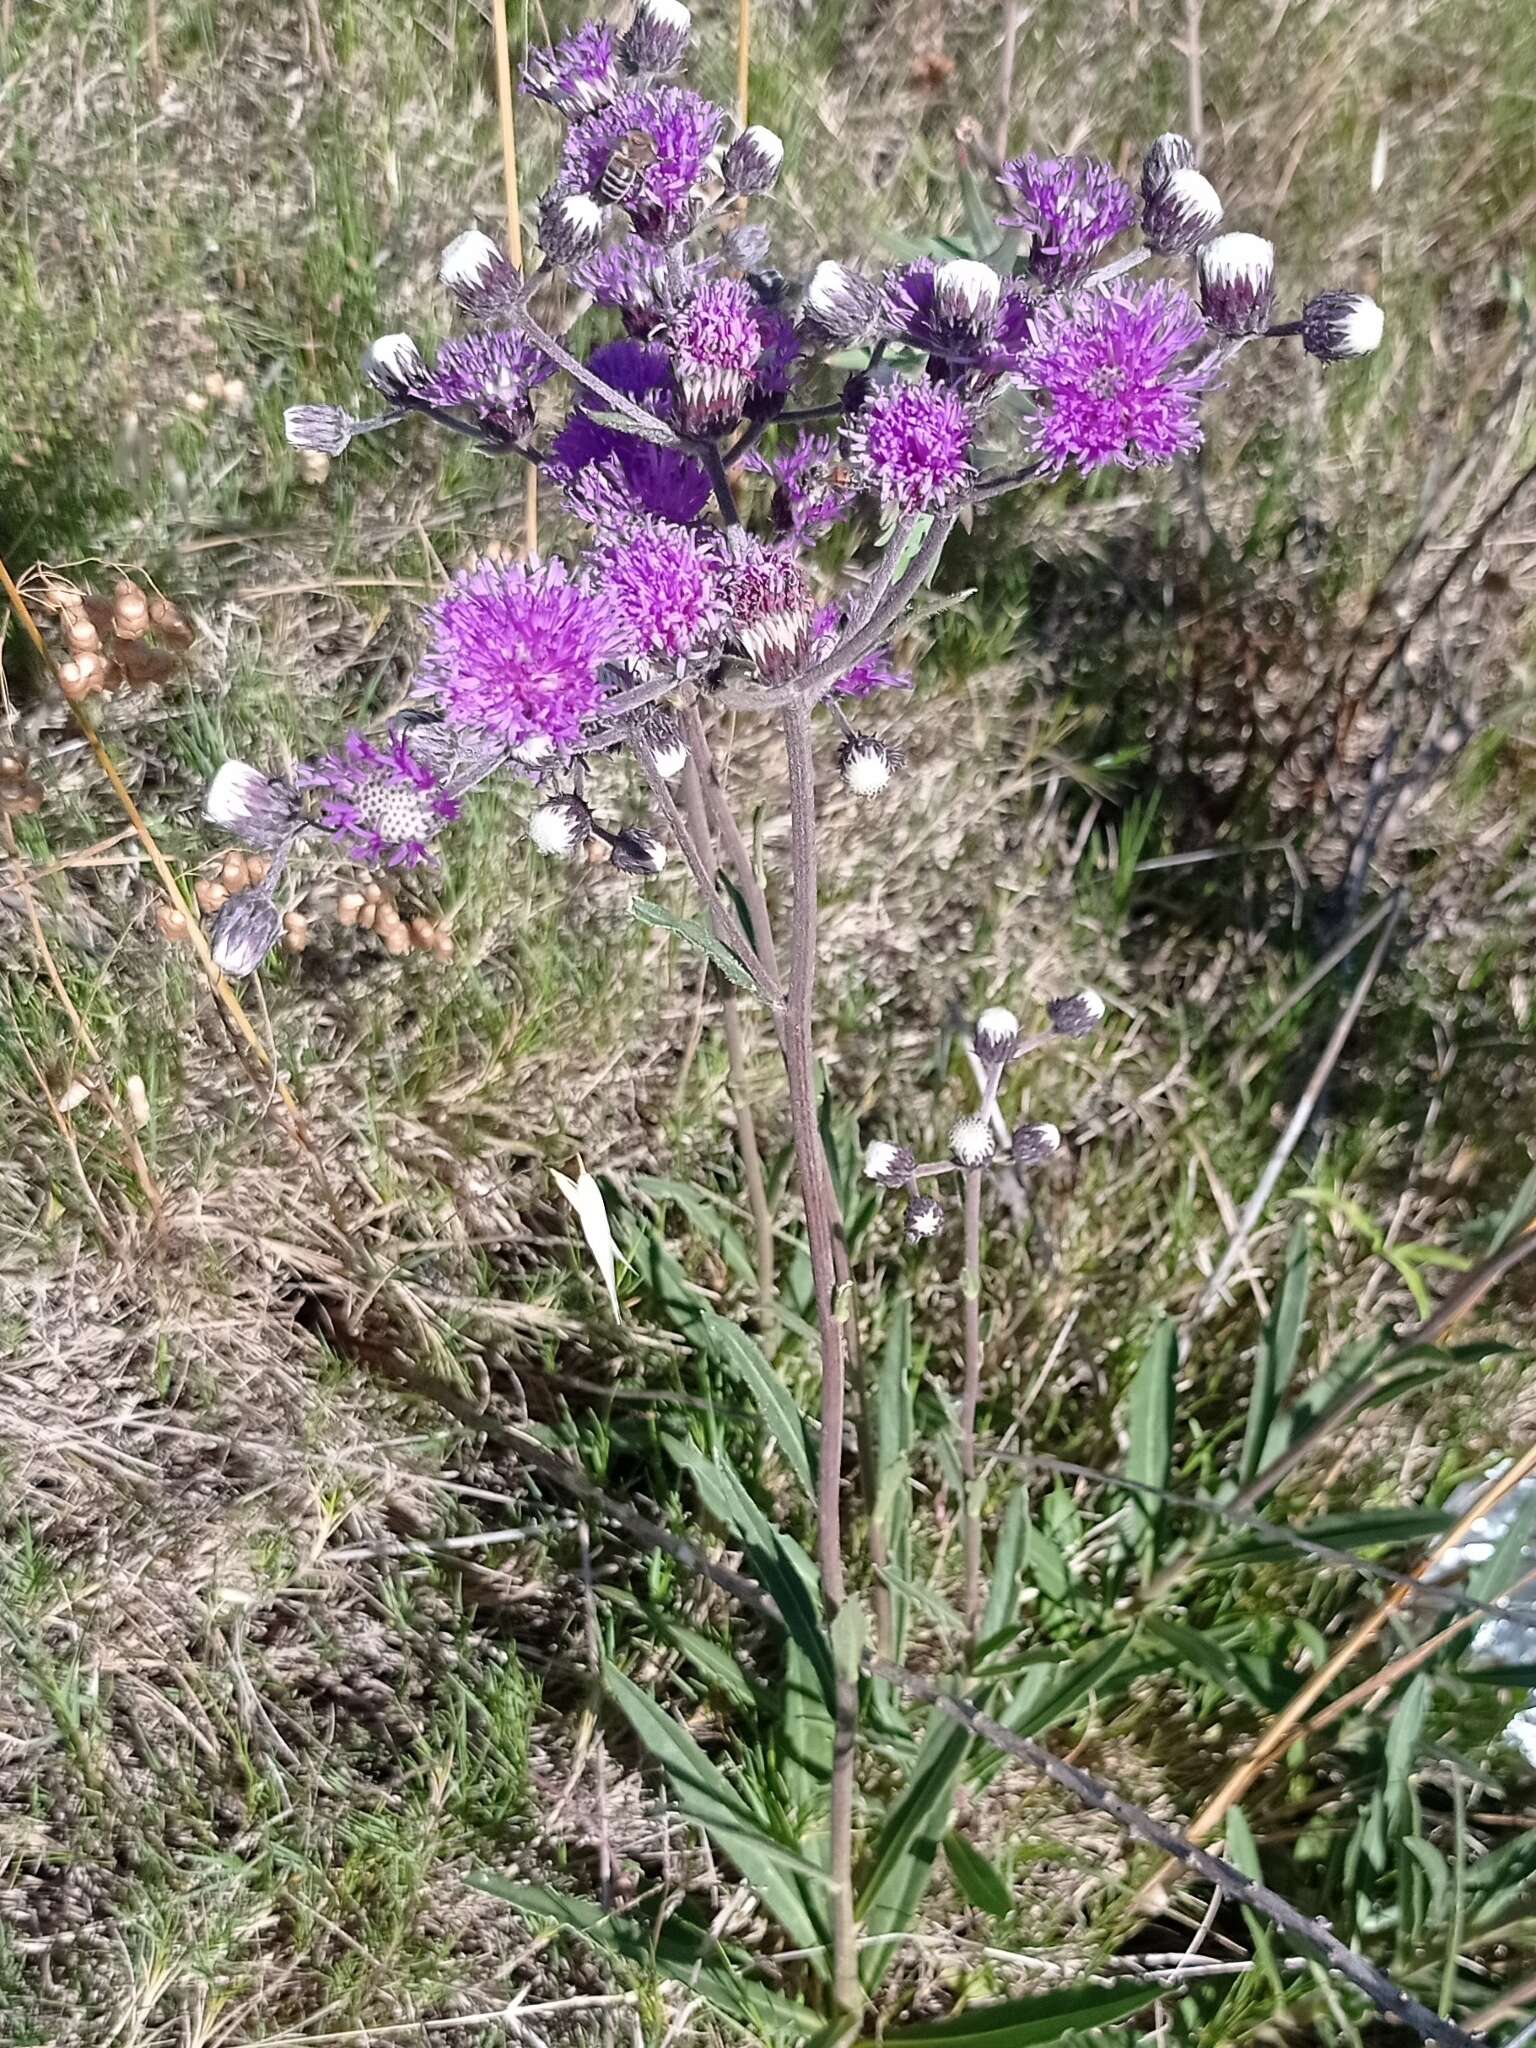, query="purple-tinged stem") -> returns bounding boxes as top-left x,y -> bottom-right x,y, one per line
960,1167 -> 984,1633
